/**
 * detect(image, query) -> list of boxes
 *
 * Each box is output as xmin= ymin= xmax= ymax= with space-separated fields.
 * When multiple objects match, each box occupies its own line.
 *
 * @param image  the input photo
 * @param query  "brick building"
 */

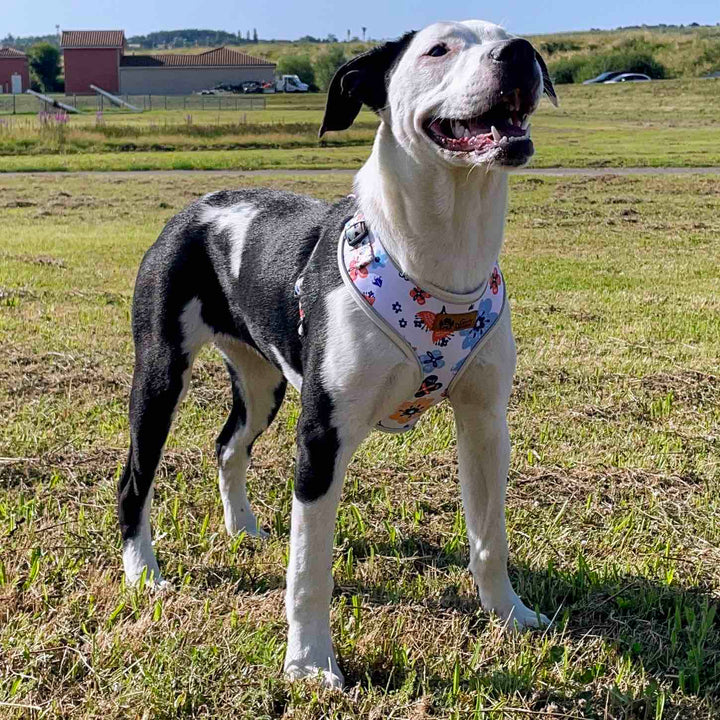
xmin=61 ymin=30 xmax=125 ymax=94
xmin=0 ymin=46 xmax=30 ymax=94
xmin=61 ymin=29 xmax=276 ymax=96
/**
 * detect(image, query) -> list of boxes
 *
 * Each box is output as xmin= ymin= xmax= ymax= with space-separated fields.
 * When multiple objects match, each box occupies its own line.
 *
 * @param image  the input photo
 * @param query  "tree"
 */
xmin=315 ymin=46 xmax=347 ymax=91
xmin=253 ymin=28 xmax=258 ymax=43
xmin=29 ymin=42 xmax=61 ymax=92
xmin=276 ymin=54 xmax=315 ymax=86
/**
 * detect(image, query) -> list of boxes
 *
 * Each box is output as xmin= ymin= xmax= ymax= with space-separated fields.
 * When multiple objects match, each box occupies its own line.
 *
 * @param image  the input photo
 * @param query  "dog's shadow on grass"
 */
xmin=335 ymin=535 xmax=719 ymax=701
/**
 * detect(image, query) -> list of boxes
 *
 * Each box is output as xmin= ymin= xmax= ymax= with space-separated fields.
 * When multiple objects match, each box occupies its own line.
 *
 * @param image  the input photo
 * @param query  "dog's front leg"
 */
xmin=451 ymin=315 xmax=550 ymax=629
xmin=283 ymin=386 xmax=359 ymax=689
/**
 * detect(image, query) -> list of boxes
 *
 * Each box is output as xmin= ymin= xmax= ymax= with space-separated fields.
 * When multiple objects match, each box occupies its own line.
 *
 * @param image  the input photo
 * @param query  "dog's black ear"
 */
xmin=534 ymin=51 xmax=558 ymax=106
xmin=319 ymin=31 xmax=417 ymax=137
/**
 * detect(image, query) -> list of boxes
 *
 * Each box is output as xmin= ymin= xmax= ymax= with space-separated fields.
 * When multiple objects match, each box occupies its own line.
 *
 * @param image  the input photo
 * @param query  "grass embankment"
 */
xmin=160 ymin=24 xmax=720 ymax=79
xmin=1 ymin=172 xmax=718 ymax=718
xmin=1 ymin=79 xmax=720 ymax=171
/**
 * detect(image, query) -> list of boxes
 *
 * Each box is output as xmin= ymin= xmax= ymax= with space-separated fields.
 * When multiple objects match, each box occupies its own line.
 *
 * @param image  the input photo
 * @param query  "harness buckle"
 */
xmin=344 ymin=219 xmax=368 ymax=247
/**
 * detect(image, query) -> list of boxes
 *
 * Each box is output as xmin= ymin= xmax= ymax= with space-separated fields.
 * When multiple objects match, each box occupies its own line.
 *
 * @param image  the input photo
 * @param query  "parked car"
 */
xmin=276 ymin=74 xmax=309 ymax=93
xmin=241 ymin=81 xmax=263 ymax=94
xmin=583 ymin=71 xmax=623 ymax=84
xmin=213 ymin=83 xmax=240 ymax=94
xmin=604 ymin=73 xmax=651 ymax=83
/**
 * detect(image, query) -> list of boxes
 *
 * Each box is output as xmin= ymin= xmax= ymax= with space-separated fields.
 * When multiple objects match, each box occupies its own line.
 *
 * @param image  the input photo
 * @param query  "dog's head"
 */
xmin=320 ymin=20 xmax=557 ymax=169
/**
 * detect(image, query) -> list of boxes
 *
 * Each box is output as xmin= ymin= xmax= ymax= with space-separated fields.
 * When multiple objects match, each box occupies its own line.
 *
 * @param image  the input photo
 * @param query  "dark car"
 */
xmin=583 ymin=71 xmax=623 ymax=84
xmin=241 ymin=81 xmax=263 ymax=94
xmin=604 ymin=73 xmax=651 ymax=83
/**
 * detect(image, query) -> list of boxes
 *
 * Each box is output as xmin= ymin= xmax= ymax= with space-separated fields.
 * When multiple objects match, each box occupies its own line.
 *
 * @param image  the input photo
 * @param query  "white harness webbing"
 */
xmin=337 ymin=214 xmax=506 ymax=433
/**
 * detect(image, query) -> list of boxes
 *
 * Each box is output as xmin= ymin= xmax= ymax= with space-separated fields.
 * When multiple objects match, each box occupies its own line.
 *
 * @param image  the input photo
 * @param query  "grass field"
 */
xmin=1 ymin=79 xmax=720 ymax=171
xmin=1 ymin=171 xmax=719 ymax=718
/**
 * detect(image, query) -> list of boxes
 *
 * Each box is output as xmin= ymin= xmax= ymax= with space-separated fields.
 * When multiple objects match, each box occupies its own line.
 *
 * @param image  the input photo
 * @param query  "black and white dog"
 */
xmin=117 ymin=20 xmax=558 ymax=687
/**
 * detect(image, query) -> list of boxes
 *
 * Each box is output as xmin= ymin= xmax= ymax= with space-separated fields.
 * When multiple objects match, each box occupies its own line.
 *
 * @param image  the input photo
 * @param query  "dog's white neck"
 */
xmin=355 ymin=122 xmax=509 ymax=295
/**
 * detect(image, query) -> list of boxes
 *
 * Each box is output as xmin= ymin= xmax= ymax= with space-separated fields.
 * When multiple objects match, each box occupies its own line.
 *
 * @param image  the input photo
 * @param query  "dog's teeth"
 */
xmin=524 ymin=123 xmax=531 ymax=135
xmin=499 ymin=136 xmax=508 ymax=146
xmin=521 ymin=116 xmax=529 ymax=130
xmin=463 ymin=128 xmax=471 ymax=138
xmin=491 ymin=125 xmax=502 ymax=142
xmin=452 ymin=120 xmax=464 ymax=139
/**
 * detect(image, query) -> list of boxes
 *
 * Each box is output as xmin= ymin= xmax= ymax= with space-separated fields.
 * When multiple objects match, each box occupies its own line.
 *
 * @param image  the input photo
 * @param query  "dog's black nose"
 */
xmin=489 ymin=38 xmax=535 ymax=65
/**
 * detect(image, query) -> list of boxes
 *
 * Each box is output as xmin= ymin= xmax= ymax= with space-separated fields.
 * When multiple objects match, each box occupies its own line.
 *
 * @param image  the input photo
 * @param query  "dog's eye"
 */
xmin=426 ymin=44 xmax=448 ymax=58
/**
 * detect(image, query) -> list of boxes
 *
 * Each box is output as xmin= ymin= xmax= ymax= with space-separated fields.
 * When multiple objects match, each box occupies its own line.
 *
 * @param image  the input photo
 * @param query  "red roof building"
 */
xmin=61 ymin=30 xmax=276 ymax=96
xmin=0 ymin=47 xmax=30 ymax=94
xmin=61 ymin=30 xmax=125 ymax=94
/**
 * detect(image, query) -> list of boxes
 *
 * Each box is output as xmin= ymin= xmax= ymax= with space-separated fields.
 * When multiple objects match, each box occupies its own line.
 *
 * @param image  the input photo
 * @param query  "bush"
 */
xmin=276 ymin=54 xmax=315 ymax=87
xmin=540 ymin=40 xmax=581 ymax=55
xmin=579 ymin=51 xmax=667 ymax=81
xmin=314 ymin=46 xmax=347 ymax=91
xmin=548 ymin=56 xmax=588 ymax=84
xmin=548 ymin=50 xmax=667 ymax=83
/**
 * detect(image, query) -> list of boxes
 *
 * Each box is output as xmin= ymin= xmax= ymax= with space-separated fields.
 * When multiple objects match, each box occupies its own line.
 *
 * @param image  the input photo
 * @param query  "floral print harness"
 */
xmin=337 ymin=214 xmax=507 ymax=433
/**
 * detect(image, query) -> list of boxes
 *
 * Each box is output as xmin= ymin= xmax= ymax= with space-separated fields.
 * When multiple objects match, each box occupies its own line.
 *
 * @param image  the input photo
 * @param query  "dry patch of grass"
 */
xmin=0 ymin=172 xmax=719 ymax=718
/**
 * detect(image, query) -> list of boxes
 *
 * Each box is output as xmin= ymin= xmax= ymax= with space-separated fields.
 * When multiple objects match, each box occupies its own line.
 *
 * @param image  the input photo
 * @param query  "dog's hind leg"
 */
xmin=214 ymin=339 xmax=286 ymax=537
xmin=118 ymin=297 xmax=211 ymax=586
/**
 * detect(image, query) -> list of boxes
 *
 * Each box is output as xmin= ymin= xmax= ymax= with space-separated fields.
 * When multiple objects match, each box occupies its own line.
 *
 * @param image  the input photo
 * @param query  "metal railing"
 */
xmin=0 ymin=93 xmax=267 ymax=115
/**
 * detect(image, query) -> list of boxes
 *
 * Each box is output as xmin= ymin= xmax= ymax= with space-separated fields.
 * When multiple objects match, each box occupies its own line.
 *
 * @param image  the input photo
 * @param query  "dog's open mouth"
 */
xmin=424 ymin=91 xmax=533 ymax=161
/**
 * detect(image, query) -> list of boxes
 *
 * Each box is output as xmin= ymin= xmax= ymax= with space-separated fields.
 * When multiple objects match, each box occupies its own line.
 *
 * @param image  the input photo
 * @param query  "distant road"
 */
xmin=2 ymin=167 xmax=719 ymax=178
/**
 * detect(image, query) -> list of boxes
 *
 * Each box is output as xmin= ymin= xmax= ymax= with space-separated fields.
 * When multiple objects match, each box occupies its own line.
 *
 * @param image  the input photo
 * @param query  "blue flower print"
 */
xmin=413 ymin=316 xmax=425 ymax=329
xmin=460 ymin=298 xmax=498 ymax=349
xmin=419 ymin=349 xmax=445 ymax=373
xmin=398 ymin=318 xmax=407 ymax=328
xmin=371 ymin=275 xmax=383 ymax=287
xmin=392 ymin=302 xmax=402 ymax=314
xmin=368 ymin=250 xmax=388 ymax=271
xmin=451 ymin=358 xmax=465 ymax=373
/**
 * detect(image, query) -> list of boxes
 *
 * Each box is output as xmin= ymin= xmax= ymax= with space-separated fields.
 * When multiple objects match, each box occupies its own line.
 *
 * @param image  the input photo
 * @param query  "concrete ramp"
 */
xmin=90 ymin=85 xmax=141 ymax=111
xmin=26 ymin=89 xmax=81 ymax=113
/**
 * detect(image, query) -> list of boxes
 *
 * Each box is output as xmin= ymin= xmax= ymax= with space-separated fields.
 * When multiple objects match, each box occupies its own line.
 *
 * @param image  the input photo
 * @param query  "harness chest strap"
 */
xmin=337 ymin=214 xmax=507 ymax=433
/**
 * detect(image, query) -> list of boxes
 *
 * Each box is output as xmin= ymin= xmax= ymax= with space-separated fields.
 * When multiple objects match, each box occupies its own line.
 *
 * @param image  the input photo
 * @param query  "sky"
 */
xmin=3 ymin=0 xmax=718 ymax=40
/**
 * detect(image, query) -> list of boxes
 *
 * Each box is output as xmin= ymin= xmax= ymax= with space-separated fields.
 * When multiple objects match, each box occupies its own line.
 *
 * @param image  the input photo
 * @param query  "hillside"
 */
xmin=154 ymin=24 xmax=720 ymax=82
xmin=5 ymin=23 xmax=720 ymax=82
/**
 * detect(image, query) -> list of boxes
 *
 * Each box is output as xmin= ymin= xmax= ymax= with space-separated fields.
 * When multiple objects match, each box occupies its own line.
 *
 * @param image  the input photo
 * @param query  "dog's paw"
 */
xmin=125 ymin=568 xmax=169 ymax=590
xmin=491 ymin=598 xmax=550 ymax=632
xmin=224 ymin=509 xmax=268 ymax=539
xmin=284 ymin=662 xmax=344 ymax=690
xmin=151 ymin=578 xmax=174 ymax=594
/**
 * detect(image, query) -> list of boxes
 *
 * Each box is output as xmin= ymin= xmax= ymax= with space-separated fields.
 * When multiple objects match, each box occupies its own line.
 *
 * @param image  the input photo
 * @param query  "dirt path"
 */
xmin=2 ymin=167 xmax=719 ymax=178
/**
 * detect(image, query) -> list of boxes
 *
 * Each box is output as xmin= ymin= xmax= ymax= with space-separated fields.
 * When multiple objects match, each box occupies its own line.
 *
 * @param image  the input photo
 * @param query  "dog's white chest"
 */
xmin=338 ymin=215 xmax=506 ymax=432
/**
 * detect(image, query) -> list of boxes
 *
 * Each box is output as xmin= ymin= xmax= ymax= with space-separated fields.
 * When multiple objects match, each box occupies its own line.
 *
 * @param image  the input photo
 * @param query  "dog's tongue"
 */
xmin=428 ymin=117 xmax=528 ymax=153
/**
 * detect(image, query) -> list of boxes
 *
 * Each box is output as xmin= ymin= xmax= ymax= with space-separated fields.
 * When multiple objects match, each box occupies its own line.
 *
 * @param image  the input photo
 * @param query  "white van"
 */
xmin=276 ymin=75 xmax=309 ymax=93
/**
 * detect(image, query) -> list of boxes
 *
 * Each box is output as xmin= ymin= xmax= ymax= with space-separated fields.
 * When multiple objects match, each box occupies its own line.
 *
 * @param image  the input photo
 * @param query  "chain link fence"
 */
xmin=0 ymin=93 xmax=267 ymax=115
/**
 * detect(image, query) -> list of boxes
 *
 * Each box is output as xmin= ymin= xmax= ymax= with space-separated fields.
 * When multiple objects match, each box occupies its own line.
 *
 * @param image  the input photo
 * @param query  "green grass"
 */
xmin=1 ymin=172 xmax=719 ymax=718
xmin=1 ymin=79 xmax=720 ymax=171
